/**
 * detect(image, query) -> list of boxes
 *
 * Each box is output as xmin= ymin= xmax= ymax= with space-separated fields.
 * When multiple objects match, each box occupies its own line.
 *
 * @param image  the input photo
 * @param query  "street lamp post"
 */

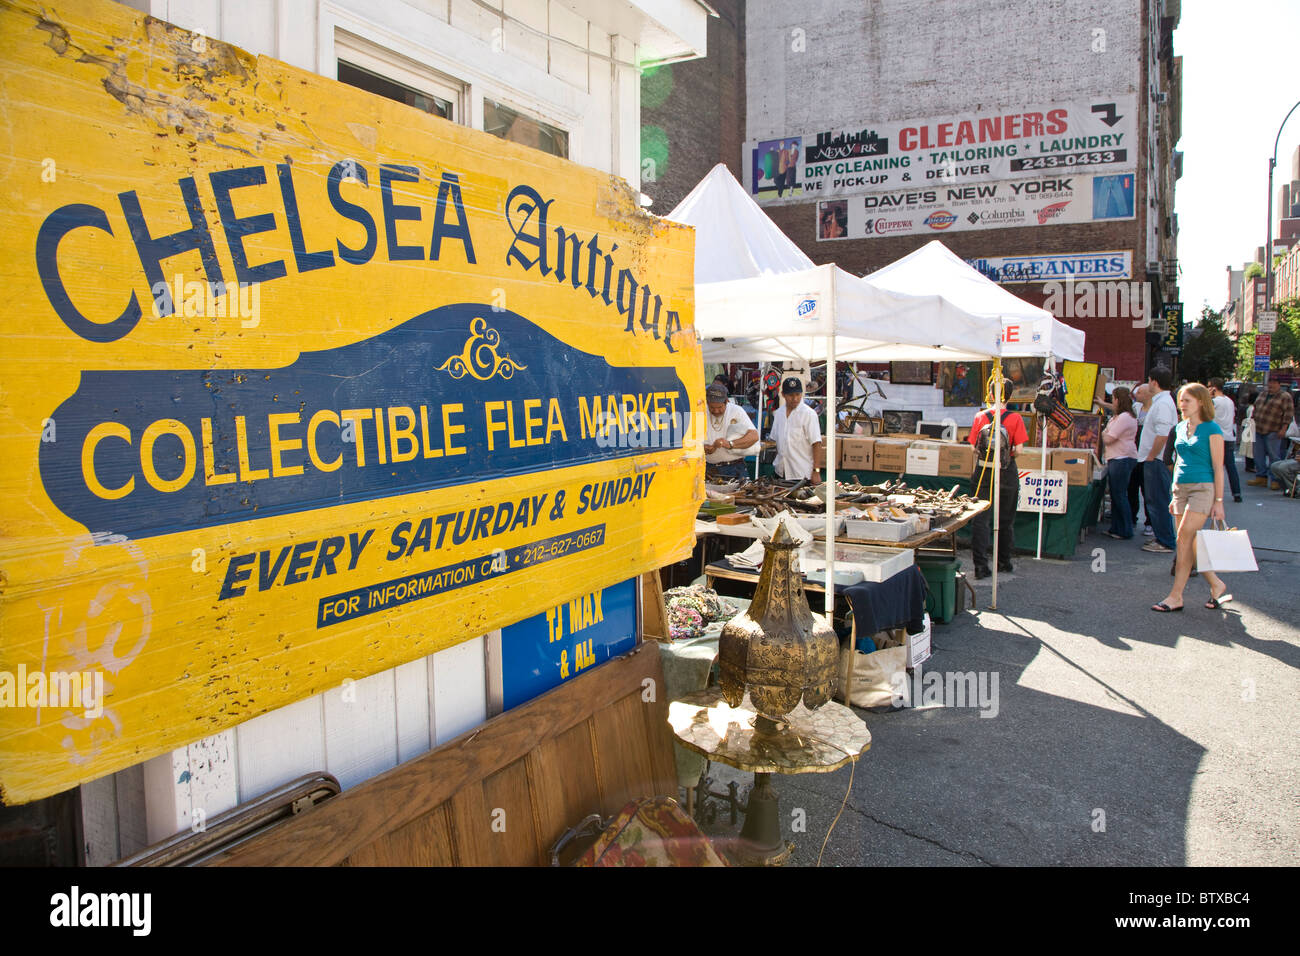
xmin=1264 ymin=100 xmax=1300 ymax=386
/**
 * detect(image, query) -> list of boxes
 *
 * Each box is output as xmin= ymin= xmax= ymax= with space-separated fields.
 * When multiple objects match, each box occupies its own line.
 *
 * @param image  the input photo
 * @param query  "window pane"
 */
xmin=338 ymin=61 xmax=453 ymax=121
xmin=483 ymin=99 xmax=568 ymax=159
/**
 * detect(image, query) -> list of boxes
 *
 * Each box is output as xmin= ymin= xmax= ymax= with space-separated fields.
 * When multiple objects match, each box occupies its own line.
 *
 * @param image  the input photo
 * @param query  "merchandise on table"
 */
xmin=663 ymin=585 xmax=740 ymax=639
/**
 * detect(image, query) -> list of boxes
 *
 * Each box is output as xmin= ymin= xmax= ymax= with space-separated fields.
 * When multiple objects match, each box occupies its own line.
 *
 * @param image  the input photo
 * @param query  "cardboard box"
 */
xmin=814 ymin=442 xmax=826 ymax=470
xmin=839 ymin=435 xmax=875 ymax=470
xmin=1050 ymin=448 xmax=1096 ymax=486
xmin=906 ymin=443 xmax=941 ymax=476
xmin=873 ymin=438 xmax=911 ymax=473
xmin=938 ymin=443 xmax=976 ymax=477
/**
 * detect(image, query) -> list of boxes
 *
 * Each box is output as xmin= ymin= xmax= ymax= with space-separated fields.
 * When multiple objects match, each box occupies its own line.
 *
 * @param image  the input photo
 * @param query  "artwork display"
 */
xmin=881 ymin=409 xmax=924 ymax=434
xmin=889 ymin=361 xmax=934 ymax=385
xmin=1061 ymin=360 xmax=1101 ymax=412
xmin=1000 ymin=357 xmax=1046 ymax=402
xmin=939 ymin=362 xmax=989 ymax=407
xmin=1038 ymin=412 xmax=1103 ymax=453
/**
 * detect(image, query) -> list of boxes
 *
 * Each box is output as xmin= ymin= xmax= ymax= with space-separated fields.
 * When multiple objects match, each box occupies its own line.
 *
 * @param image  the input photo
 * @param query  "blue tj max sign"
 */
xmin=499 ymin=577 xmax=638 ymax=710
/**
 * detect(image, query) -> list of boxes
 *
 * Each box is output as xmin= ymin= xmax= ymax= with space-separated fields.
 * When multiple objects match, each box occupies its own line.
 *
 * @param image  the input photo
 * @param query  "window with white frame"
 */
xmin=335 ymin=32 xmax=466 ymax=124
xmin=483 ymin=98 xmax=569 ymax=159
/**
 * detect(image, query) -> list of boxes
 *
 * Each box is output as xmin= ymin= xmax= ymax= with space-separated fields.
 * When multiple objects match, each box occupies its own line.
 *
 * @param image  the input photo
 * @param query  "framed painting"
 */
xmin=939 ymin=361 xmax=988 ymax=407
xmin=889 ymin=361 xmax=934 ymax=385
xmin=1062 ymin=360 xmax=1101 ymax=412
xmin=1000 ymin=357 xmax=1045 ymax=402
xmin=881 ymin=409 xmax=924 ymax=434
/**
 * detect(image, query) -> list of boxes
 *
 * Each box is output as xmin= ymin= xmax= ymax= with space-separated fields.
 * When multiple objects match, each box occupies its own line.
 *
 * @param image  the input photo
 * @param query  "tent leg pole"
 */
xmin=825 ymin=336 xmax=843 ymax=704
xmin=991 ymin=369 xmax=1003 ymax=611
xmin=1037 ymin=414 xmax=1046 ymax=560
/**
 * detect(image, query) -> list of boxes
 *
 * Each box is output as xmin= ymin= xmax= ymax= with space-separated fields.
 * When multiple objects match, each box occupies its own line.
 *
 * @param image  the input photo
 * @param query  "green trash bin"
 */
xmin=917 ymin=556 xmax=959 ymax=625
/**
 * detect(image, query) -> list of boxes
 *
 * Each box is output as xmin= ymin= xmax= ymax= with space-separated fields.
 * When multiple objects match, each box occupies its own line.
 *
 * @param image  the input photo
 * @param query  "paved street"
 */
xmin=701 ymin=465 xmax=1299 ymax=866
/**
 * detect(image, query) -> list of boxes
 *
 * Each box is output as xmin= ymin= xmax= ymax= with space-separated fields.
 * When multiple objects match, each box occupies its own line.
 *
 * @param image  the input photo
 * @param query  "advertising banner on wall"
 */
xmin=0 ymin=0 xmax=700 ymax=803
xmin=964 ymin=251 xmax=1134 ymax=284
xmin=749 ymin=96 xmax=1138 ymax=203
xmin=815 ymin=171 xmax=1135 ymax=241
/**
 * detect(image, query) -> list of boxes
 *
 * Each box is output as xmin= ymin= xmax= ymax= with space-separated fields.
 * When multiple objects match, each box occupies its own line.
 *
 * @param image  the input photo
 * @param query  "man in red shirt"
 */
xmin=967 ymin=385 xmax=1029 ymax=578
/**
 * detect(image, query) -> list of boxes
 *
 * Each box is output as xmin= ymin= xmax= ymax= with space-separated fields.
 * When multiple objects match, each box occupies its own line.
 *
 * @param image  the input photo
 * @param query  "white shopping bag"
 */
xmin=1195 ymin=522 xmax=1258 ymax=573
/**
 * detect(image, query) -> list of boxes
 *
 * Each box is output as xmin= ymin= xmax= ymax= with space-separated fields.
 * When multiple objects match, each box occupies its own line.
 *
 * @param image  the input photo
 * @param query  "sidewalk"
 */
xmin=699 ymin=460 xmax=1300 ymax=865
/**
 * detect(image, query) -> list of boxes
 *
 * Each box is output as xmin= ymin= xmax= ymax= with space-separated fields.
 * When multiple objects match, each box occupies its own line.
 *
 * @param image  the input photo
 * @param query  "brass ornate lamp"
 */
xmin=718 ymin=523 xmax=839 ymax=726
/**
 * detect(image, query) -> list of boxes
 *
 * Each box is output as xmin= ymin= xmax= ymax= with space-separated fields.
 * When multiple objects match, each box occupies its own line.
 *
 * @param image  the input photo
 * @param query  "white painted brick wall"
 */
xmin=747 ymin=0 xmax=1141 ymax=139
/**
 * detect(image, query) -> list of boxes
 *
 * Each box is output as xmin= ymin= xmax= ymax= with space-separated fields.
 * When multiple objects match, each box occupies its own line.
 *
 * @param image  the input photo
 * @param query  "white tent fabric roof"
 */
xmin=865 ymin=241 xmax=1086 ymax=360
xmin=667 ymin=167 xmax=1001 ymax=363
xmin=667 ymin=163 xmax=813 ymax=282
xmin=693 ymin=263 xmax=1002 ymax=364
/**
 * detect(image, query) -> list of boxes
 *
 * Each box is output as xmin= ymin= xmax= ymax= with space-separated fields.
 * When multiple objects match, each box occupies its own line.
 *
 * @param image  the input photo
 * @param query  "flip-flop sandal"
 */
xmin=1150 ymin=602 xmax=1183 ymax=612
xmin=1205 ymin=593 xmax=1233 ymax=609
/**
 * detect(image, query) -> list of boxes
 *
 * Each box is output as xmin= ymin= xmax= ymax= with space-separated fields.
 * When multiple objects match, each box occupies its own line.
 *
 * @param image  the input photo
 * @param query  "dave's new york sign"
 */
xmin=0 ymin=0 xmax=700 ymax=803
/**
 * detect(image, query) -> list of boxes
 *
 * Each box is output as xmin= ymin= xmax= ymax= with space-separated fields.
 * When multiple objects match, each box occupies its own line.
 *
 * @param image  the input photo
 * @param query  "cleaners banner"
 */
xmin=749 ymin=95 xmax=1137 ymax=204
xmin=0 ymin=0 xmax=699 ymax=803
xmin=815 ymin=171 xmax=1135 ymax=241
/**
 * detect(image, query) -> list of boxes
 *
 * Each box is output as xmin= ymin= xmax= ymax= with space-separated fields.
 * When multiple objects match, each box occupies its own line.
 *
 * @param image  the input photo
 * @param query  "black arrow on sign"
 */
xmin=1092 ymin=102 xmax=1121 ymax=127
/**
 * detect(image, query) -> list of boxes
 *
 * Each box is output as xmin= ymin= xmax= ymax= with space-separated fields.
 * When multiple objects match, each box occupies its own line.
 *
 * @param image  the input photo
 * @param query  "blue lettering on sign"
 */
xmin=39 ymin=305 xmax=687 ymax=540
xmin=797 ymin=298 xmax=817 ymax=316
xmin=316 ymin=524 xmax=607 ymax=627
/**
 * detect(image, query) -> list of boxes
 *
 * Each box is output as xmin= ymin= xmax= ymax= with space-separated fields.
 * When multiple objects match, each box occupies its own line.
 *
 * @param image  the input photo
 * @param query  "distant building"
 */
xmin=642 ymin=0 xmax=1184 ymax=380
xmin=1277 ymin=242 xmax=1300 ymax=305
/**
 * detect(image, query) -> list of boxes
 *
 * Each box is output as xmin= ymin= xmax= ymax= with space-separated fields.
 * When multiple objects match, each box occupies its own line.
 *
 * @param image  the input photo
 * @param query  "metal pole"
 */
xmin=991 ymin=366 xmax=1004 ymax=610
xmin=1037 ymin=414 xmax=1047 ymax=560
xmin=824 ymin=334 xmax=837 ymax=620
xmin=756 ymin=363 xmax=767 ymax=479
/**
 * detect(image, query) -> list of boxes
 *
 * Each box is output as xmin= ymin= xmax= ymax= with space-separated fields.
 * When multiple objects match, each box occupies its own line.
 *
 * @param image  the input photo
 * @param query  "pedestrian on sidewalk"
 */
xmin=1152 ymin=383 xmax=1229 ymax=612
xmin=1209 ymin=378 xmax=1242 ymax=502
xmin=1247 ymin=380 xmax=1294 ymax=488
xmin=1103 ymin=386 xmax=1139 ymax=538
xmin=1131 ymin=383 xmax=1154 ymax=534
xmin=1268 ymin=423 xmax=1300 ymax=495
xmin=968 ymin=383 xmax=1027 ymax=579
xmin=1139 ymin=369 xmax=1178 ymax=554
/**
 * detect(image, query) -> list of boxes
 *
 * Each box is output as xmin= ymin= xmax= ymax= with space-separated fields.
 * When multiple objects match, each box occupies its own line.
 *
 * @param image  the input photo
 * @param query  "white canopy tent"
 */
xmin=865 ymin=240 xmax=1085 ymax=362
xmin=668 ymin=166 xmax=1086 ymax=617
xmin=866 ymin=241 xmax=1089 ymax=586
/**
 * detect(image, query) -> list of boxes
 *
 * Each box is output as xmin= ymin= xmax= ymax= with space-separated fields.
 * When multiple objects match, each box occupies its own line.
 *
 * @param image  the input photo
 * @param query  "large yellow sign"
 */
xmin=0 ymin=0 xmax=700 ymax=803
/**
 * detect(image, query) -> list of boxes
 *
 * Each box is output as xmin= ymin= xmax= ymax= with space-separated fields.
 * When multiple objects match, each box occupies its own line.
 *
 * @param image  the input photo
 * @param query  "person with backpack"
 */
xmin=967 ymin=383 xmax=1028 ymax=579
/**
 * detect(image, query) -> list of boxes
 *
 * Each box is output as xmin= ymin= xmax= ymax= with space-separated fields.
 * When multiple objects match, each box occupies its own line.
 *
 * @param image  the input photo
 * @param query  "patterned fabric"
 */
xmin=663 ymin=585 xmax=738 ymax=640
xmin=576 ymin=797 xmax=728 ymax=867
xmin=1253 ymin=390 xmax=1295 ymax=436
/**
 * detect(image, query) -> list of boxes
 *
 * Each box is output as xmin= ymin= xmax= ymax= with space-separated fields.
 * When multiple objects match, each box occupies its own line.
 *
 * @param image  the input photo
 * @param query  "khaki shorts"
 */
xmin=1172 ymin=482 xmax=1215 ymax=515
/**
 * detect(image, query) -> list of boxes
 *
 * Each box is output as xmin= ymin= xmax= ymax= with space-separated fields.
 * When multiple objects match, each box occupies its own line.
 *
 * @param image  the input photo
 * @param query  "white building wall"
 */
xmin=746 ymin=0 xmax=1141 ymax=140
xmin=86 ymin=0 xmax=697 ymax=859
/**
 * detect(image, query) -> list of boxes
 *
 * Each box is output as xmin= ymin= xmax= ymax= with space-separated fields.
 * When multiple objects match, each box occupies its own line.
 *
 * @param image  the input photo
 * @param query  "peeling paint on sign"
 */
xmin=0 ymin=0 xmax=701 ymax=803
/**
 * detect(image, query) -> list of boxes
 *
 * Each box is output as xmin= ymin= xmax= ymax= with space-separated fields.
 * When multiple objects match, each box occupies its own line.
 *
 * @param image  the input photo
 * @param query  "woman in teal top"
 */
xmin=1153 ymin=383 xmax=1229 ymax=612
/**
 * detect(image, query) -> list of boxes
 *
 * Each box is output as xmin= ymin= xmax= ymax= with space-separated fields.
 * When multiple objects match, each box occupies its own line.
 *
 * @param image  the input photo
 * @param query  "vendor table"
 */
xmin=832 ymin=470 xmax=1105 ymax=559
xmin=704 ymin=560 xmax=927 ymax=640
xmin=668 ymin=687 xmax=870 ymax=865
xmin=695 ymin=499 xmax=988 ymax=561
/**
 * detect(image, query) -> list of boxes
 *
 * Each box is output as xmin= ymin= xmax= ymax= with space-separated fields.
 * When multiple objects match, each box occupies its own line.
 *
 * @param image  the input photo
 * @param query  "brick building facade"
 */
xmin=645 ymin=0 xmax=1184 ymax=381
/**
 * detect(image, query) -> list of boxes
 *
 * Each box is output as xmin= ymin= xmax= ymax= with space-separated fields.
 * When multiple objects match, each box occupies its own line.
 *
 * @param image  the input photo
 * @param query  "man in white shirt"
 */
xmin=1209 ymin=378 xmax=1242 ymax=502
xmin=769 ymin=377 xmax=823 ymax=481
xmin=1137 ymin=368 xmax=1177 ymax=553
xmin=703 ymin=382 xmax=758 ymax=479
